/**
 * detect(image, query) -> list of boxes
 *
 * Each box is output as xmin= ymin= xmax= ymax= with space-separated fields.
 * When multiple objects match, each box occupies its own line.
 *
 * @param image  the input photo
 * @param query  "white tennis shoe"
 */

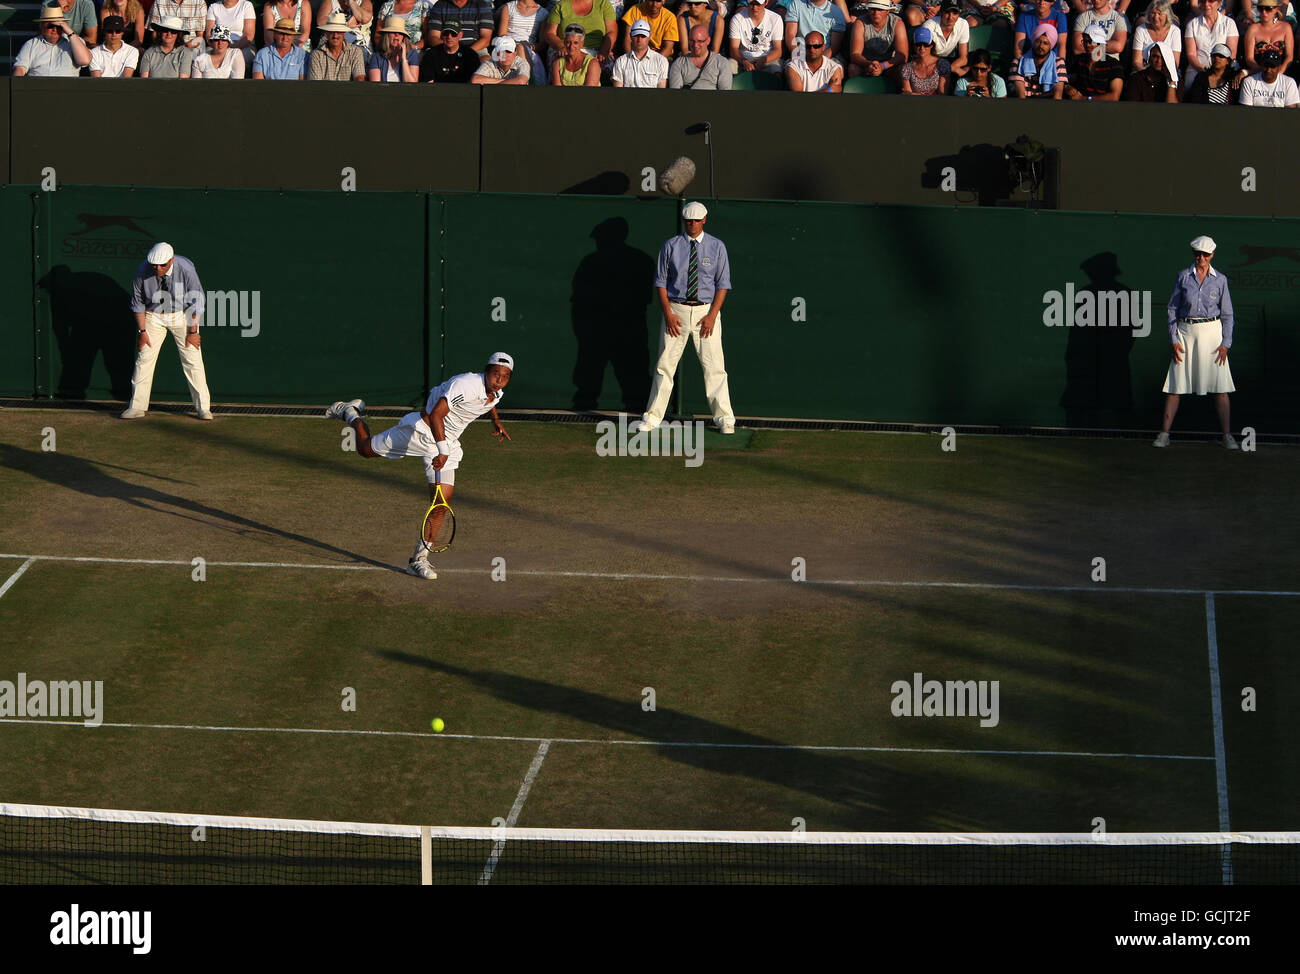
xmin=407 ymin=557 xmax=438 ymax=580
xmin=120 ymin=408 xmax=146 ymax=420
xmin=1152 ymin=432 xmax=1170 ymax=448
xmin=325 ymin=398 xmax=366 ymax=423
xmin=1223 ymin=433 xmax=1239 ymax=451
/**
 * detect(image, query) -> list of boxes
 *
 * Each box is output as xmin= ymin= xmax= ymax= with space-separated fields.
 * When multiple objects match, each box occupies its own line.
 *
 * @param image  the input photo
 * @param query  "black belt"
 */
xmin=1179 ymin=316 xmax=1219 ymax=324
xmin=676 ymin=300 xmax=707 ymax=306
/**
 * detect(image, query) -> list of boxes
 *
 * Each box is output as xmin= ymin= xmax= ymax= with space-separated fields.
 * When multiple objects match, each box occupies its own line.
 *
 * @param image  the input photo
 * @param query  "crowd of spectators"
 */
xmin=10 ymin=0 xmax=1300 ymax=102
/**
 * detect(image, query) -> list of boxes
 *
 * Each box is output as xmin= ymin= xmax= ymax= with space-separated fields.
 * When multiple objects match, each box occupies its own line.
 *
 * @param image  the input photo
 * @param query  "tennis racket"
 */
xmin=420 ymin=484 xmax=456 ymax=554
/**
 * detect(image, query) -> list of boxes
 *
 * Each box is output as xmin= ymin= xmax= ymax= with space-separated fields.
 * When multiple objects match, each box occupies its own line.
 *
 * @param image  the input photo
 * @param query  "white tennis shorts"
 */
xmin=369 ymin=412 xmax=463 ymax=484
xmin=1162 ymin=319 xmax=1235 ymax=395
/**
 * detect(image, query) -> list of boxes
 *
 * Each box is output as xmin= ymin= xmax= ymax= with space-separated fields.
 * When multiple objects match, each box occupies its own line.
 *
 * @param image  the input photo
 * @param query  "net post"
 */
xmin=420 ymin=825 xmax=432 ymax=885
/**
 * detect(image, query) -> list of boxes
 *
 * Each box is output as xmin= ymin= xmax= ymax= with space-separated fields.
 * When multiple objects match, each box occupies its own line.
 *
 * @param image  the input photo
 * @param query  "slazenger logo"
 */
xmin=1042 ymin=284 xmax=1151 ymax=338
xmin=50 ymin=904 xmax=151 ymax=955
xmin=60 ymin=213 xmax=154 ymax=260
xmin=1230 ymin=245 xmax=1300 ymax=267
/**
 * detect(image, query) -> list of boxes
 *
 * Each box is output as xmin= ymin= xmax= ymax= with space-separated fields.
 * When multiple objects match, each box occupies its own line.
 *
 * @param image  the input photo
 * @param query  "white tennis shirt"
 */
xmin=423 ymin=372 xmax=503 ymax=443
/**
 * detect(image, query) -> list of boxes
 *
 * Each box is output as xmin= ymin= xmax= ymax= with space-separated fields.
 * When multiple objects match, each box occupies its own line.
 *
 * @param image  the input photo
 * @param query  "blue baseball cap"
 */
xmin=913 ymin=26 xmax=933 ymax=43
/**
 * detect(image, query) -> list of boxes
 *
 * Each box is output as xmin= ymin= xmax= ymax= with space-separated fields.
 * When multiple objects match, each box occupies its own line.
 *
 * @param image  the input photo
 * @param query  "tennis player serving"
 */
xmin=326 ymin=352 xmax=514 ymax=579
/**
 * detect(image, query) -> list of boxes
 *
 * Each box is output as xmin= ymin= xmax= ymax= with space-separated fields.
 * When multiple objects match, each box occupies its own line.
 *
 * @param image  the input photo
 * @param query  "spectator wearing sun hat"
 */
xmin=253 ymin=17 xmax=308 ymax=76
xmin=139 ymin=15 xmax=195 ymax=75
xmin=471 ymin=34 xmax=532 ymax=81
xmin=1010 ymin=22 xmax=1065 ymax=97
xmin=150 ymin=0 xmax=207 ymax=50
xmin=367 ymin=14 xmax=419 ymax=78
xmin=612 ymin=17 xmax=670 ymax=84
xmin=89 ymin=15 xmax=139 ymax=75
xmin=192 ymin=23 xmax=246 ymax=76
xmin=307 ymin=13 xmax=367 ymax=78
xmin=14 ymin=5 xmax=91 ymax=76
xmin=206 ymin=0 xmax=257 ymax=70
xmin=847 ymin=0 xmax=906 ymax=78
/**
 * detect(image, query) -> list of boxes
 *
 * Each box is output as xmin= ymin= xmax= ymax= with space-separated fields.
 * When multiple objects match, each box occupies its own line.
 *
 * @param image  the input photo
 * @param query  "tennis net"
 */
xmin=3 ymin=803 xmax=1298 ymax=885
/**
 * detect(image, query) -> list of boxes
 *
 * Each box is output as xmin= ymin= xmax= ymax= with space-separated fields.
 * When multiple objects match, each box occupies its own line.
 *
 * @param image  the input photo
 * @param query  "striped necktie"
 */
xmin=687 ymin=238 xmax=699 ymax=302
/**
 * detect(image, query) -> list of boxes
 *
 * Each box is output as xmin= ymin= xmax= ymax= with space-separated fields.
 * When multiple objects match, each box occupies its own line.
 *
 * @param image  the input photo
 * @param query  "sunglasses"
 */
xmin=807 ymin=41 xmax=824 ymax=48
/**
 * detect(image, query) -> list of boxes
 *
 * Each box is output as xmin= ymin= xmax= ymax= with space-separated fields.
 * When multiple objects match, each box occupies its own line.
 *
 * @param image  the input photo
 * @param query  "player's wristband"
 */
xmin=436 ymin=440 xmax=449 ymax=456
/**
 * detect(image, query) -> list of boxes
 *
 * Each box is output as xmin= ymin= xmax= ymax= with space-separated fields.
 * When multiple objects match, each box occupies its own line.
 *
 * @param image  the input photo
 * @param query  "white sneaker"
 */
xmin=720 ymin=421 xmax=735 ymax=435
xmin=120 ymin=408 xmax=146 ymax=420
xmin=407 ymin=557 xmax=437 ymax=580
xmin=325 ymin=398 xmax=365 ymax=422
xmin=1223 ymin=434 xmax=1239 ymax=451
xmin=631 ymin=419 xmax=658 ymax=434
xmin=196 ymin=410 xmax=214 ymax=421
xmin=1152 ymin=432 xmax=1170 ymax=448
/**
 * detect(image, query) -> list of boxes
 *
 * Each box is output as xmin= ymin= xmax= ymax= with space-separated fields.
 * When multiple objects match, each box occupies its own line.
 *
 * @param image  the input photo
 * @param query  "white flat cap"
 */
xmin=682 ymin=201 xmax=708 ymax=220
xmin=146 ymin=242 xmax=174 ymax=264
xmin=1190 ymin=235 xmax=1217 ymax=253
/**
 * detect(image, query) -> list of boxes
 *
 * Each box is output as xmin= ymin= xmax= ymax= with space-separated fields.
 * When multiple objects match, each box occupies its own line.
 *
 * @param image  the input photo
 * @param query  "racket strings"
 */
xmin=424 ymin=505 xmax=454 ymax=547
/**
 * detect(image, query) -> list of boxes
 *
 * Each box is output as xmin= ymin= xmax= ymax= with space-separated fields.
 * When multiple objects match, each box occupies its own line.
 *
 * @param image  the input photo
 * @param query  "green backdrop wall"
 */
xmin=2 ymin=185 xmax=1297 ymax=432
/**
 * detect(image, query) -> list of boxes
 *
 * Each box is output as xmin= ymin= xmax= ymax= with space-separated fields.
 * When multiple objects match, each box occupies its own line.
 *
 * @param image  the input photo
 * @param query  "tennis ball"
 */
xmin=431 ymin=718 xmax=445 ymax=733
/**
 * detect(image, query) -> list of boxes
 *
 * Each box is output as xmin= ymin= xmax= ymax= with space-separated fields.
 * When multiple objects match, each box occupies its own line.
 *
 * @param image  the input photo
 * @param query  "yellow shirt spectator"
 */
xmin=621 ymin=0 xmax=677 ymax=54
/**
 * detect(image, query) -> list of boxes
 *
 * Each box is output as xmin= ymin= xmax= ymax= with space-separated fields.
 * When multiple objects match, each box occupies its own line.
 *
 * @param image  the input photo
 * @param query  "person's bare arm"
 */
xmin=786 ymin=62 xmax=805 ymax=89
xmin=829 ymin=27 xmax=843 ymax=58
xmin=892 ymin=20 xmax=908 ymax=67
xmin=1107 ymin=28 xmax=1126 ymax=55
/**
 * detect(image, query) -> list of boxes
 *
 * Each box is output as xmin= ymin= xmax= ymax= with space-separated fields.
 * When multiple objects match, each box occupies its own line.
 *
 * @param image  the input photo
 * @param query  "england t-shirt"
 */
xmin=1239 ymin=72 xmax=1300 ymax=107
xmin=424 ymin=372 xmax=503 ymax=442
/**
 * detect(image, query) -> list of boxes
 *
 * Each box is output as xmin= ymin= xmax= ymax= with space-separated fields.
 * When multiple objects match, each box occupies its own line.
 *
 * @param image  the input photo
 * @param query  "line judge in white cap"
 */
xmin=635 ymin=201 xmax=736 ymax=434
xmin=1154 ymin=235 xmax=1238 ymax=449
xmin=325 ymin=353 xmax=515 ymax=579
xmin=122 ymin=242 xmax=213 ymax=420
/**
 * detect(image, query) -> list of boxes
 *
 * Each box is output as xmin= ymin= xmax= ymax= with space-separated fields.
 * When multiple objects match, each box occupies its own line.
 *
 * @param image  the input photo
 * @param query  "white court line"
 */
xmin=0 ymin=558 xmax=35 ymax=600
xmin=0 ymin=552 xmax=1298 ymax=597
xmin=1205 ymin=593 xmax=1234 ymax=885
xmin=0 ymin=717 xmax=1213 ymax=762
xmin=479 ymin=741 xmax=551 ymax=886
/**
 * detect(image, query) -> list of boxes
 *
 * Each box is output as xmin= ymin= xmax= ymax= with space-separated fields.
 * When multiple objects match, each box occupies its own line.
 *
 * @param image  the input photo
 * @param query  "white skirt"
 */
xmin=1163 ymin=319 xmax=1235 ymax=395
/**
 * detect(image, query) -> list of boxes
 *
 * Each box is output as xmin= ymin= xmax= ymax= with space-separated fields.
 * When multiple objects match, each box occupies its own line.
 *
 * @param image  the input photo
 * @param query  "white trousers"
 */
xmin=641 ymin=302 xmax=735 ymax=428
xmin=128 ymin=311 xmax=212 ymax=413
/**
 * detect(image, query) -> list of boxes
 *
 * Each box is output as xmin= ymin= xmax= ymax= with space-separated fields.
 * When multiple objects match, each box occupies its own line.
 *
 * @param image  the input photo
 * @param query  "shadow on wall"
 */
xmin=39 ymin=265 xmax=136 ymax=400
xmin=561 ymin=172 xmax=632 ymax=195
xmin=922 ymin=144 xmax=1011 ymax=207
xmin=1059 ymin=252 xmax=1140 ymax=428
xmin=571 ymin=216 xmax=654 ymax=412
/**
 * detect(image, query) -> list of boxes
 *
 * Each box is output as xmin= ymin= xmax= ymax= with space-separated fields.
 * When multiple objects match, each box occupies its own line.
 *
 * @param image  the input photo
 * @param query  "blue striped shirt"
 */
xmin=1167 ymin=265 xmax=1234 ymax=347
xmin=130 ymin=255 xmax=205 ymax=317
xmin=655 ymin=232 xmax=732 ymax=303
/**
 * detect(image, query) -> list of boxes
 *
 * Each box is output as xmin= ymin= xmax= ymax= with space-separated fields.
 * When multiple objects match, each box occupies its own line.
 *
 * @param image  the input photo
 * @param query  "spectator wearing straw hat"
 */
xmin=728 ymin=0 xmax=784 ymax=74
xmin=471 ymin=35 xmax=532 ymax=81
xmin=308 ymin=13 xmax=367 ymax=78
xmin=635 ymin=200 xmax=736 ymax=436
xmin=122 ymin=242 xmax=214 ymax=422
xmin=368 ymin=14 xmax=420 ymax=78
xmin=90 ymin=15 xmax=139 ymax=76
xmin=150 ymin=0 xmax=207 ymax=51
xmin=315 ymin=0 xmax=373 ymax=56
xmin=612 ymin=18 xmax=670 ymax=84
xmin=253 ymin=17 xmax=308 ymax=76
xmin=1154 ymin=235 xmax=1238 ymax=450
xmin=139 ymin=15 xmax=195 ymax=75
xmin=193 ymin=23 xmax=246 ymax=75
xmin=418 ymin=20 xmax=481 ymax=79
xmin=14 ymin=6 xmax=91 ymax=76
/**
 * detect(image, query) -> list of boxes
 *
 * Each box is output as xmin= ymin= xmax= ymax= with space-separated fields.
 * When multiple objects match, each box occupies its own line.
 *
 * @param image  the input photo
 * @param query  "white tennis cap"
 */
xmin=1190 ymin=235 xmax=1217 ymax=253
xmin=146 ymin=242 xmax=174 ymax=264
xmin=487 ymin=351 xmax=514 ymax=371
xmin=682 ymin=201 xmax=708 ymax=220
xmin=492 ymin=35 xmax=516 ymax=54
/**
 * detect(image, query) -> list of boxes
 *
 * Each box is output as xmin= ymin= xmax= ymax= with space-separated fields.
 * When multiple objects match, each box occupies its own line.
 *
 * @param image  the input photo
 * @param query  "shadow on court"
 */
xmin=374 ymin=649 xmax=951 ymax=827
xmin=0 ymin=441 xmax=395 ymax=571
